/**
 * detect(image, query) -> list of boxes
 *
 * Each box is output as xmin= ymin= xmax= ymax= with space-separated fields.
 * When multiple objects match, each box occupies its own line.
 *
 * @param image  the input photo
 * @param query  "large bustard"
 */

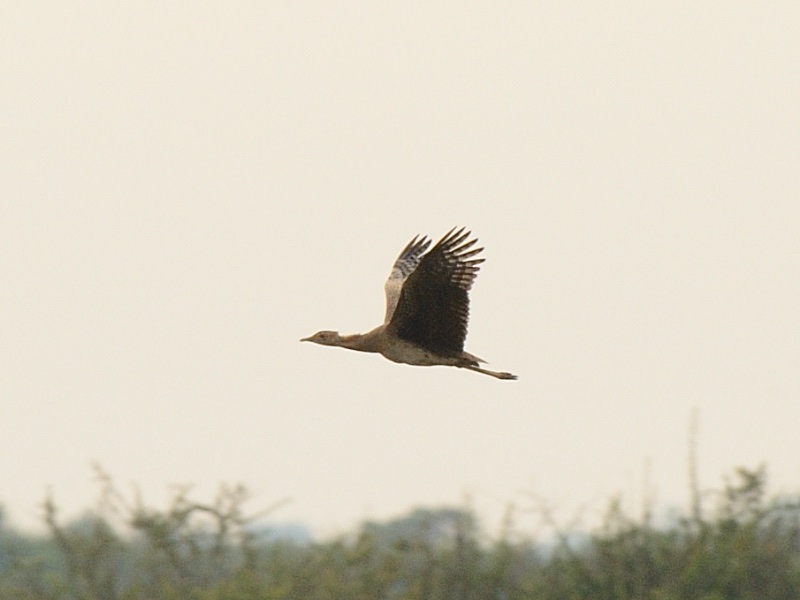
xmin=301 ymin=228 xmax=517 ymax=380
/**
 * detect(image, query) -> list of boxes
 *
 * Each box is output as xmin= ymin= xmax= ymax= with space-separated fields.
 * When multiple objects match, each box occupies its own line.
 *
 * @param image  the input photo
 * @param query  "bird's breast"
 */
xmin=379 ymin=339 xmax=458 ymax=367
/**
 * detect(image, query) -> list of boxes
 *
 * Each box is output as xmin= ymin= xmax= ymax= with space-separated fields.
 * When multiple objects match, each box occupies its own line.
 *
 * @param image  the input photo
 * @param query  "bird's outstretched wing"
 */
xmin=387 ymin=227 xmax=484 ymax=355
xmin=384 ymin=234 xmax=431 ymax=323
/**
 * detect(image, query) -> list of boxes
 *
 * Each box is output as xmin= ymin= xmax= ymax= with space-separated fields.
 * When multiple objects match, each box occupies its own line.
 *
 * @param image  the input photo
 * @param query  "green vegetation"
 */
xmin=2 ymin=465 xmax=800 ymax=599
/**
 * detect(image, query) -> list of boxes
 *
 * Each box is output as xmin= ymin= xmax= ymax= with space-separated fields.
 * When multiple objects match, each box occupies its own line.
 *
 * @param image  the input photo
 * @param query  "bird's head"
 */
xmin=300 ymin=330 xmax=343 ymax=346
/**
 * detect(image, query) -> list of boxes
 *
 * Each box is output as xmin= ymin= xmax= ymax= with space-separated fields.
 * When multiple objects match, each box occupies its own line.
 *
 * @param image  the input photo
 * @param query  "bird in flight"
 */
xmin=301 ymin=227 xmax=517 ymax=380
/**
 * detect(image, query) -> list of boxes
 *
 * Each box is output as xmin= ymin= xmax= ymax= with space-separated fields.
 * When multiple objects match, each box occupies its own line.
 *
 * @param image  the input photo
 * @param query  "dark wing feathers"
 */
xmin=388 ymin=227 xmax=484 ymax=355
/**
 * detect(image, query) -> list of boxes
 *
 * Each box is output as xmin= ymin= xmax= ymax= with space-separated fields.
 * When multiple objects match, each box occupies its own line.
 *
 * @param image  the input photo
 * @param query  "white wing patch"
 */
xmin=383 ymin=235 xmax=431 ymax=323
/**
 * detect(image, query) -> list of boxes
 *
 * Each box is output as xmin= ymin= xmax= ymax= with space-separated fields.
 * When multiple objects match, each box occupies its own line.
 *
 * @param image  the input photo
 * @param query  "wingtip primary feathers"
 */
xmin=384 ymin=233 xmax=432 ymax=323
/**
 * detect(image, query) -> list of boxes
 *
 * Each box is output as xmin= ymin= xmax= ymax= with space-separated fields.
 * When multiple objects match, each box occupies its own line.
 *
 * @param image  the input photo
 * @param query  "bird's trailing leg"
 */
xmin=464 ymin=365 xmax=518 ymax=380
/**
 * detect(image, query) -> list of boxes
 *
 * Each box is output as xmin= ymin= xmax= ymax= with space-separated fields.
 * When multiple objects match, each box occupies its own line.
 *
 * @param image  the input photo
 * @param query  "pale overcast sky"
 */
xmin=2 ymin=3 xmax=798 ymax=535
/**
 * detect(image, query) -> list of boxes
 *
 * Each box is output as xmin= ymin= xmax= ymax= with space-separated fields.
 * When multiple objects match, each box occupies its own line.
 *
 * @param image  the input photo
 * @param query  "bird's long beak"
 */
xmin=299 ymin=336 xmax=311 ymax=342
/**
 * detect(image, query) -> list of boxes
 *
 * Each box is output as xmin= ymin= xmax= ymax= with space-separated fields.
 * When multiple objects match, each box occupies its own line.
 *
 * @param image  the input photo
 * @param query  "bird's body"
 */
xmin=301 ymin=228 xmax=517 ymax=380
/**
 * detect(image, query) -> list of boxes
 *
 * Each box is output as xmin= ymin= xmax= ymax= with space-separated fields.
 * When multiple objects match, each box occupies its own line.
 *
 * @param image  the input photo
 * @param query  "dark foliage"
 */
xmin=1 ymin=465 xmax=800 ymax=599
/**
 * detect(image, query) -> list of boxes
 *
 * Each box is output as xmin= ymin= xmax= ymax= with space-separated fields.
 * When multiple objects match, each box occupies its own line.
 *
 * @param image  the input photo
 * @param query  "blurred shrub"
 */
xmin=1 ymin=464 xmax=799 ymax=599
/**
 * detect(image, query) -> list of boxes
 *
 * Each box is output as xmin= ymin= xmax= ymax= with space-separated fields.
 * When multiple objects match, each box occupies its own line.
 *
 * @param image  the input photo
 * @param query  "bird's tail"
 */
xmin=462 ymin=351 xmax=487 ymax=365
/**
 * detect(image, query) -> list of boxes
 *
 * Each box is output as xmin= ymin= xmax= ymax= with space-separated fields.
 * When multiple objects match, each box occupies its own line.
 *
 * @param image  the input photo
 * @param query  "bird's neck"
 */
xmin=339 ymin=328 xmax=381 ymax=353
